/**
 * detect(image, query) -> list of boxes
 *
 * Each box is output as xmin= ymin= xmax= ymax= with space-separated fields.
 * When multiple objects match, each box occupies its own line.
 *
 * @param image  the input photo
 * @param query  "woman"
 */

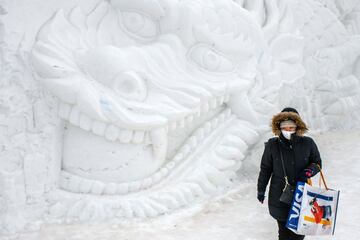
xmin=257 ymin=107 xmax=322 ymax=240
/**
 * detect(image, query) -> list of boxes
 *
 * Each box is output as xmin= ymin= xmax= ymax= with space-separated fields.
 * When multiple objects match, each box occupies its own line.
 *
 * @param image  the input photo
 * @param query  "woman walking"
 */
xmin=257 ymin=107 xmax=322 ymax=240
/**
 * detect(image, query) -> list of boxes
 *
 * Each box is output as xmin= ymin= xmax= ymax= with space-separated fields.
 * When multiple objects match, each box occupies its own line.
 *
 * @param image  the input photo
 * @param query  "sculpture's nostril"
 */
xmin=112 ymin=71 xmax=148 ymax=101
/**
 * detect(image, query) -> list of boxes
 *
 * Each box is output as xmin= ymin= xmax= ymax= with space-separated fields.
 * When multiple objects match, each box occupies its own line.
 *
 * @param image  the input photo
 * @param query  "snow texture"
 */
xmin=0 ymin=0 xmax=360 ymax=237
xmin=2 ymin=130 xmax=359 ymax=240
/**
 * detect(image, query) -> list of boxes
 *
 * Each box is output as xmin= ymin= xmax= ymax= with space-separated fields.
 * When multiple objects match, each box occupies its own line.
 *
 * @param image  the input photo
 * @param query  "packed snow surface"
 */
xmin=3 ymin=130 xmax=359 ymax=240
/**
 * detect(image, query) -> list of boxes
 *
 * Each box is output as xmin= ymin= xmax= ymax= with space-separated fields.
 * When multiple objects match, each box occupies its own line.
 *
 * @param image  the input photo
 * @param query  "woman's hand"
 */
xmin=257 ymin=192 xmax=265 ymax=204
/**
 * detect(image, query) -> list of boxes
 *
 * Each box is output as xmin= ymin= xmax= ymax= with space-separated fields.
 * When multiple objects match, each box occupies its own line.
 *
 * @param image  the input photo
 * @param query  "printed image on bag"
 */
xmin=286 ymin=181 xmax=340 ymax=236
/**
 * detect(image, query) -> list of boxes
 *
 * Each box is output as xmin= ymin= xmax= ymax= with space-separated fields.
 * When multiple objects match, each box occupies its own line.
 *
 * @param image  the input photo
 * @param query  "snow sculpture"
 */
xmin=31 ymin=0 xmax=262 ymax=219
xmin=1 ymin=0 xmax=360 ymax=235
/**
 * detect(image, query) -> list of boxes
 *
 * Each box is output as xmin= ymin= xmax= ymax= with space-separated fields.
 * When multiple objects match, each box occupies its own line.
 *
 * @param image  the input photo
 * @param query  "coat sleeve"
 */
xmin=309 ymin=138 xmax=322 ymax=173
xmin=257 ymin=141 xmax=273 ymax=194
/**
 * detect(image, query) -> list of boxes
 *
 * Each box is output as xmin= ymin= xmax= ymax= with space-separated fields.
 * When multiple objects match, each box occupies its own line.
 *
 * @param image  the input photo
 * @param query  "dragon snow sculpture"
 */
xmin=30 ymin=0 xmax=360 ymax=222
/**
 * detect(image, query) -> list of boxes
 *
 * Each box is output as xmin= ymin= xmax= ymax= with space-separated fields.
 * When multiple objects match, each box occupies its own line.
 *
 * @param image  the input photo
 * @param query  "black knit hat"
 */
xmin=281 ymin=107 xmax=299 ymax=115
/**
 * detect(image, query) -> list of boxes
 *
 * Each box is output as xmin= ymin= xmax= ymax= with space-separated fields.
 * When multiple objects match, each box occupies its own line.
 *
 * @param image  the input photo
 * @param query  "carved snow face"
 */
xmin=30 ymin=0 xmax=303 ymax=220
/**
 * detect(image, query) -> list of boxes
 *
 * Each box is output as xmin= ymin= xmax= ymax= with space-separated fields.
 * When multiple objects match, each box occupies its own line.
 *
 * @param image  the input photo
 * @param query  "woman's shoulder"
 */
xmin=299 ymin=135 xmax=315 ymax=142
xmin=265 ymin=137 xmax=279 ymax=146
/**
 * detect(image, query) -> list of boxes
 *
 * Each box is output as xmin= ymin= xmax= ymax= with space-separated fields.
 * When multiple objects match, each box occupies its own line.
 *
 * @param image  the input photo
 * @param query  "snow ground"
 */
xmin=4 ymin=130 xmax=360 ymax=240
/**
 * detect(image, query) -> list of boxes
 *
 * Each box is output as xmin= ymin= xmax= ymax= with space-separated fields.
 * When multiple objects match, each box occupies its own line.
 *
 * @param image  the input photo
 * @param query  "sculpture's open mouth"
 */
xmin=30 ymin=0 xmax=263 ymax=220
xmin=59 ymin=95 xmax=233 ymax=195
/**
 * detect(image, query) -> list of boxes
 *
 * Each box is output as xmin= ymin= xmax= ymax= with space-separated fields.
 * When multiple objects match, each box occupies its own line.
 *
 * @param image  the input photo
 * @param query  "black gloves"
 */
xmin=257 ymin=192 xmax=265 ymax=203
xmin=297 ymin=164 xmax=319 ymax=182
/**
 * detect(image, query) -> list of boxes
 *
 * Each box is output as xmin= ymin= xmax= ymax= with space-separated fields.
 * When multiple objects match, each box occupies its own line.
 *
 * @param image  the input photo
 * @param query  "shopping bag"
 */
xmin=286 ymin=171 xmax=340 ymax=235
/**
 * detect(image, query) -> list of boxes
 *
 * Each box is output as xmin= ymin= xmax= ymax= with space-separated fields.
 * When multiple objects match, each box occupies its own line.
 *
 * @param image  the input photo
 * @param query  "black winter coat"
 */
xmin=257 ymin=134 xmax=322 ymax=221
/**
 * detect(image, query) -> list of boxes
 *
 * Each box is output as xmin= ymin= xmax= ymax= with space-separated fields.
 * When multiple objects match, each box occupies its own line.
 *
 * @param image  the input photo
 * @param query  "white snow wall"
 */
xmin=0 ymin=0 xmax=360 ymax=236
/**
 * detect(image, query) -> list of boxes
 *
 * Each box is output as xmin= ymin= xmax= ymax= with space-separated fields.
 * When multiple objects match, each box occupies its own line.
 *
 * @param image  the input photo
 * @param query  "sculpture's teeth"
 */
xmin=181 ymin=144 xmax=191 ymax=156
xmin=203 ymin=122 xmax=212 ymax=135
xmin=129 ymin=181 xmax=142 ymax=192
xmin=151 ymin=171 xmax=163 ymax=184
xmin=79 ymin=178 xmax=93 ymax=193
xmin=79 ymin=114 xmax=92 ymax=131
xmin=104 ymin=124 xmax=119 ymax=142
xmin=160 ymin=167 xmax=169 ymax=177
xmin=119 ymin=129 xmax=133 ymax=143
xmin=195 ymin=128 xmax=205 ymax=140
xmin=169 ymin=121 xmax=177 ymax=132
xmin=217 ymin=96 xmax=225 ymax=106
xmin=141 ymin=177 xmax=153 ymax=189
xmin=224 ymin=94 xmax=230 ymax=103
xmin=201 ymin=101 xmax=210 ymax=113
xmin=195 ymin=107 xmax=201 ymax=117
xmin=186 ymin=114 xmax=194 ymax=124
xmin=210 ymin=117 xmax=219 ymax=129
xmin=58 ymin=102 xmax=72 ymax=119
xmin=59 ymin=171 xmax=71 ymax=190
xmin=210 ymin=98 xmax=217 ymax=109
xmin=166 ymin=161 xmax=175 ymax=170
xmin=188 ymin=136 xmax=198 ymax=148
xmin=91 ymin=121 xmax=106 ymax=136
xmin=117 ymin=183 xmax=129 ymax=195
xmin=103 ymin=183 xmax=117 ymax=195
xmin=67 ymin=174 xmax=82 ymax=193
xmin=69 ymin=106 xmax=80 ymax=126
xmin=178 ymin=118 xmax=185 ymax=128
xmin=90 ymin=181 xmax=105 ymax=195
xmin=224 ymin=108 xmax=232 ymax=117
xmin=173 ymin=153 xmax=183 ymax=163
xmin=150 ymin=127 xmax=168 ymax=165
xmin=132 ymin=130 xmax=145 ymax=144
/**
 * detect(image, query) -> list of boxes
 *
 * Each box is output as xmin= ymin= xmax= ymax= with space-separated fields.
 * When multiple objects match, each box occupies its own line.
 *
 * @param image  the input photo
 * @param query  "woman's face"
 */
xmin=281 ymin=126 xmax=296 ymax=131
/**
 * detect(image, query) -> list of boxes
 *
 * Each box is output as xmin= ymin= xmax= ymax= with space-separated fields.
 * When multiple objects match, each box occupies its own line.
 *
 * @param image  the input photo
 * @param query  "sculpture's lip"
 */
xmin=59 ymin=99 xmax=234 ymax=195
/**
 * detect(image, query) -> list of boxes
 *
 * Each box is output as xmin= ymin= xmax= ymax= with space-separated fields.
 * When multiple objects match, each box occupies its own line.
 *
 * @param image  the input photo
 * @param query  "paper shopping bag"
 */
xmin=286 ymin=180 xmax=340 ymax=235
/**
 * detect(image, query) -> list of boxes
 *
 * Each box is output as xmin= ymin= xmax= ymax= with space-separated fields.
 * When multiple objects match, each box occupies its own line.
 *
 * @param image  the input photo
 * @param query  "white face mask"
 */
xmin=281 ymin=130 xmax=295 ymax=140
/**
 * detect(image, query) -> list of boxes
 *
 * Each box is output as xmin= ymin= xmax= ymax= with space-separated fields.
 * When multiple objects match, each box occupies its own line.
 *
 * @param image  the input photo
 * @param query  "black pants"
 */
xmin=277 ymin=221 xmax=305 ymax=240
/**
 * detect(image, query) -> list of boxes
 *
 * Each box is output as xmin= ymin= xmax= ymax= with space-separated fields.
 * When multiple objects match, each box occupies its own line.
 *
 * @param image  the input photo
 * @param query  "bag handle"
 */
xmin=306 ymin=164 xmax=329 ymax=190
xmin=319 ymin=168 xmax=329 ymax=190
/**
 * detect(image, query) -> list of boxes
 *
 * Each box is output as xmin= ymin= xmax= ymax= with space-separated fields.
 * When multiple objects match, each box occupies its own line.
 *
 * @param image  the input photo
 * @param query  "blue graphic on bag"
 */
xmin=286 ymin=182 xmax=305 ymax=231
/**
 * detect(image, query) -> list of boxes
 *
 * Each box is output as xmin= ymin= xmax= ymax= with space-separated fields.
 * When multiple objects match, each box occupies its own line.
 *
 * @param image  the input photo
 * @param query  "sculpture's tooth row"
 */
xmin=58 ymin=93 xmax=230 ymax=143
xmin=168 ymin=94 xmax=230 ymax=133
xmin=170 ymin=108 xmax=232 ymax=165
xmin=58 ymin=102 xmax=149 ymax=144
xmin=59 ymin=108 xmax=234 ymax=195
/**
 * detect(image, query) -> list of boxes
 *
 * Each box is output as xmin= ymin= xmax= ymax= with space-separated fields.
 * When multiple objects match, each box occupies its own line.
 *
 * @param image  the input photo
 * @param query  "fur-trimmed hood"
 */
xmin=271 ymin=111 xmax=308 ymax=136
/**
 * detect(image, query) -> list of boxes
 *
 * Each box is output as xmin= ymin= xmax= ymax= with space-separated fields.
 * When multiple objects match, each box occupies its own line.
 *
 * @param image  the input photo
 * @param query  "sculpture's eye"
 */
xmin=188 ymin=45 xmax=234 ymax=72
xmin=112 ymin=71 xmax=147 ymax=101
xmin=120 ymin=11 xmax=159 ymax=39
